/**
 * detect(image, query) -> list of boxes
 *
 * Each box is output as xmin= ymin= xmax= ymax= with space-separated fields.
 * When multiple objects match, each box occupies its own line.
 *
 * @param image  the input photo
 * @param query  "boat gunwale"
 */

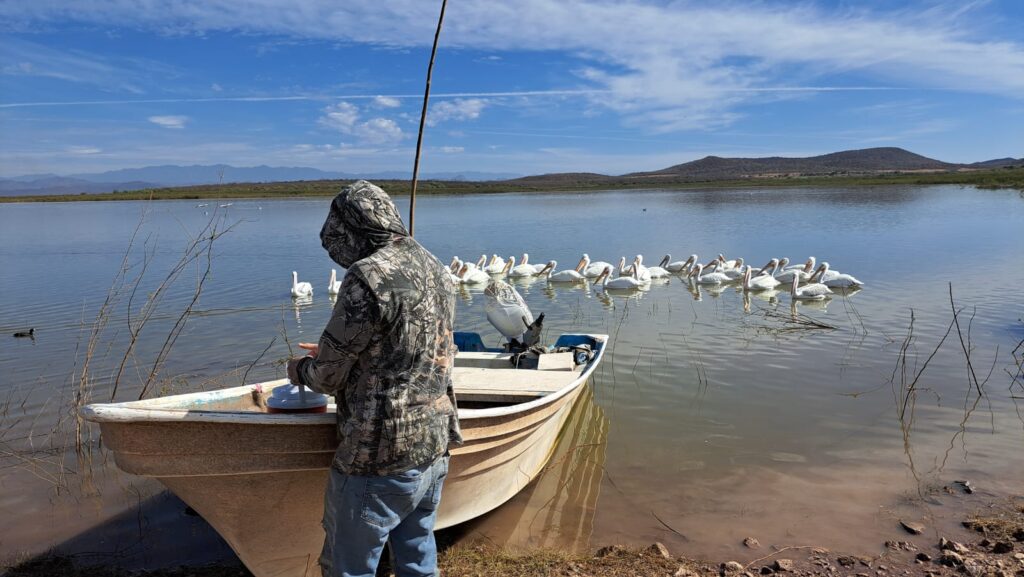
xmin=80 ymin=333 xmax=607 ymax=425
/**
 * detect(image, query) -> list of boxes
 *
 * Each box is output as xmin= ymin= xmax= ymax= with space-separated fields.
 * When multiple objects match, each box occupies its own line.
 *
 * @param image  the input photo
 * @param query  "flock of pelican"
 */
xmin=287 ymin=253 xmax=863 ymax=307
xmin=448 ymin=253 xmax=863 ymax=301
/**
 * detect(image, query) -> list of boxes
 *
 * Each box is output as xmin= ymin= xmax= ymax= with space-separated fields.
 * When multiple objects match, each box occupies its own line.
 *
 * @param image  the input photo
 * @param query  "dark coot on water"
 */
xmin=13 ymin=328 xmax=34 ymax=338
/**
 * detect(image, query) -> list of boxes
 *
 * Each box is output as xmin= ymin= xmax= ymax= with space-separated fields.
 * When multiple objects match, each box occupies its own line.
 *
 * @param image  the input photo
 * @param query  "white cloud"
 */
xmin=372 ymin=95 xmax=401 ymax=108
xmin=148 ymin=115 xmax=188 ymax=129
xmin=440 ymin=146 xmax=464 ymax=153
xmin=356 ymin=117 xmax=404 ymax=144
xmin=319 ymin=101 xmax=360 ymax=131
xmin=318 ymin=101 xmax=404 ymax=145
xmin=428 ymin=98 xmax=487 ymax=126
xmin=211 ymin=82 xmax=223 ymax=92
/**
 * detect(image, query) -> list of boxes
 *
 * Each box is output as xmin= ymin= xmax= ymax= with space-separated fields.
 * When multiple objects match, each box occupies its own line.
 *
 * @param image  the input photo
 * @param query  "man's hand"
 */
xmin=286 ymin=343 xmax=318 ymax=384
xmin=298 ymin=342 xmax=319 ymax=358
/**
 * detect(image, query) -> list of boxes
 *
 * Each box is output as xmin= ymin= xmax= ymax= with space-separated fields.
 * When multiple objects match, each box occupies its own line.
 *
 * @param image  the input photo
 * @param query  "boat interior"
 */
xmin=118 ymin=333 xmax=599 ymax=414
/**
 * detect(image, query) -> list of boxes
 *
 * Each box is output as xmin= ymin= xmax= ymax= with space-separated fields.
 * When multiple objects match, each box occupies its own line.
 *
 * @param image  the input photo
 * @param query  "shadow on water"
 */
xmin=12 ymin=491 xmax=238 ymax=572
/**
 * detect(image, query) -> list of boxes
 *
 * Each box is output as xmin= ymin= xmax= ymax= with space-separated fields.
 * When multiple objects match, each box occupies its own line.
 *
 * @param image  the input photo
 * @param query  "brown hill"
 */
xmin=628 ymin=147 xmax=953 ymax=179
xmin=969 ymin=157 xmax=1023 ymax=168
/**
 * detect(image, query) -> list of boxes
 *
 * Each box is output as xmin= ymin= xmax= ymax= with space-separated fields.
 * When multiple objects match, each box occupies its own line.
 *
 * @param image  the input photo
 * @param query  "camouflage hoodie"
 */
xmin=294 ymin=180 xmax=461 ymax=475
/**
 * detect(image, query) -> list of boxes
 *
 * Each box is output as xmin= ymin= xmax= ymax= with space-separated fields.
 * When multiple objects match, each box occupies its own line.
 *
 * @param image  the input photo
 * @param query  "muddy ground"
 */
xmin=4 ymin=497 xmax=1023 ymax=577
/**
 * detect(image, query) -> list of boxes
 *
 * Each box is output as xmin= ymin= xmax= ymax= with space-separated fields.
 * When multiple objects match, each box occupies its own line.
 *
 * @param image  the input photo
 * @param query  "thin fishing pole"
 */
xmin=409 ymin=0 xmax=448 ymax=237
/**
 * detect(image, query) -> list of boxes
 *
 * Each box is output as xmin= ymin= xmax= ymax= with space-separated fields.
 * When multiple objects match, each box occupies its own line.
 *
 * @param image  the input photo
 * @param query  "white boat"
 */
xmin=81 ymin=332 xmax=608 ymax=577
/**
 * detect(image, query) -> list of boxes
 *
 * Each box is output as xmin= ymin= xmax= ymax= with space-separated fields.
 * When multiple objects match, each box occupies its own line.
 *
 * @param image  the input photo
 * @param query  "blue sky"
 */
xmin=1 ymin=0 xmax=1022 ymax=177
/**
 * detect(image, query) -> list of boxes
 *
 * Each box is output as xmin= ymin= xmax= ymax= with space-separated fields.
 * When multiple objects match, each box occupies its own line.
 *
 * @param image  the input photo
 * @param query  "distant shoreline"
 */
xmin=1 ymin=167 xmax=1021 ymax=203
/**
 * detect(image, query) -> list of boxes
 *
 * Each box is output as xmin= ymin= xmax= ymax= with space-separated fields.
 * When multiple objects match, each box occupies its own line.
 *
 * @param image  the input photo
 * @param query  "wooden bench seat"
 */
xmin=452 ymin=366 xmax=575 ymax=403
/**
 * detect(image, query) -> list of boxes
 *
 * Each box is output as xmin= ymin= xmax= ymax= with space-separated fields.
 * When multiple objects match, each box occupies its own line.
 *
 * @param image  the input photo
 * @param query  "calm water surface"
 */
xmin=1 ymin=185 xmax=1022 ymax=564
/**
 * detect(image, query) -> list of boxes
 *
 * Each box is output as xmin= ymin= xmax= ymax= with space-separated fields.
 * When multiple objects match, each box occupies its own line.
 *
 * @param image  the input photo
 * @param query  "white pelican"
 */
xmin=482 ymin=254 xmax=508 ymax=274
xmin=774 ymin=258 xmax=812 ymax=284
xmin=463 ymin=254 xmax=487 ymax=272
xmin=458 ymin=263 xmax=491 ymax=284
xmin=484 ymin=278 xmax=534 ymax=342
xmin=447 ymin=259 xmax=464 ymax=285
xmin=594 ymin=266 xmax=644 ymax=290
xmin=290 ymin=271 xmax=313 ymax=298
xmin=718 ymin=254 xmax=741 ymax=269
xmin=751 ymin=258 xmax=779 ymax=277
xmin=785 ymin=256 xmax=816 ymax=273
xmin=666 ymin=254 xmax=697 ymax=273
xmin=689 ymin=263 xmax=732 ymax=285
xmin=789 ymin=273 xmax=832 ymax=300
xmin=742 ymin=266 xmax=780 ymax=291
xmin=327 ymin=269 xmax=343 ymax=295
xmin=812 ymin=262 xmax=863 ymax=288
xmin=579 ymin=253 xmax=614 ymax=277
xmin=515 ymin=253 xmax=543 ymax=274
xmin=538 ymin=260 xmax=587 ymax=284
xmin=517 ymin=253 xmax=547 ymax=273
xmin=615 ymin=256 xmax=632 ymax=277
xmin=509 ymin=255 xmax=538 ymax=277
xmin=647 ymin=255 xmax=672 ymax=279
xmin=631 ymin=255 xmax=653 ymax=282
xmin=719 ymin=257 xmax=747 ymax=280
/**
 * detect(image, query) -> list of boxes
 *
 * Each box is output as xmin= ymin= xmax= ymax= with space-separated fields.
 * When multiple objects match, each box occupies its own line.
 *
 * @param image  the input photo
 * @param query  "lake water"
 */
xmin=1 ymin=185 xmax=1023 ymax=566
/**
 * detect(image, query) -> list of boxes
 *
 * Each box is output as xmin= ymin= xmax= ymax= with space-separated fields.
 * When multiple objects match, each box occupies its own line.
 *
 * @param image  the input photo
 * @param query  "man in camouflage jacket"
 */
xmin=287 ymin=180 xmax=461 ymax=577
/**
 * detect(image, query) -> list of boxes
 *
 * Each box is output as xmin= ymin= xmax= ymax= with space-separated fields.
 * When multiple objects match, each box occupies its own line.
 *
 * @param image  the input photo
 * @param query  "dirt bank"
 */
xmin=5 ymin=498 xmax=1022 ymax=577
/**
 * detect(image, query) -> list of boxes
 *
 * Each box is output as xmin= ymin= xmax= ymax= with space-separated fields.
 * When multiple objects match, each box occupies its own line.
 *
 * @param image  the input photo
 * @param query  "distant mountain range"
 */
xmin=0 ymin=165 xmax=523 ymax=196
xmin=1 ymin=148 xmax=1020 ymax=196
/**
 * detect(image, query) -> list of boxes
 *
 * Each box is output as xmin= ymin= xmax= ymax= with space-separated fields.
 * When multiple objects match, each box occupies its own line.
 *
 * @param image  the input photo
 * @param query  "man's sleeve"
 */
xmin=294 ymin=273 xmax=377 ymax=396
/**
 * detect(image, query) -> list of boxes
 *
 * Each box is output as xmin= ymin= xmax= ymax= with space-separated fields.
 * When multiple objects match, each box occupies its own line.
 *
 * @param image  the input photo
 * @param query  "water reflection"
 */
xmin=291 ymin=294 xmax=313 ymax=328
xmin=742 ymin=290 xmax=780 ymax=313
xmin=455 ymin=386 xmax=608 ymax=551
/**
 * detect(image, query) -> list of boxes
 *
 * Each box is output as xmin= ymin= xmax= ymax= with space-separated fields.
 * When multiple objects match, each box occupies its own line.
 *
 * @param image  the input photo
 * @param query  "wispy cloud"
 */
xmin=67 ymin=145 xmax=102 ymax=155
xmin=440 ymin=146 xmax=464 ymax=153
xmin=4 ymin=1 xmax=1022 ymax=133
xmin=148 ymin=115 xmax=188 ymax=129
xmin=0 ymin=38 xmax=179 ymax=94
xmin=855 ymin=119 xmax=961 ymax=144
xmin=0 ymin=89 xmax=606 ymax=109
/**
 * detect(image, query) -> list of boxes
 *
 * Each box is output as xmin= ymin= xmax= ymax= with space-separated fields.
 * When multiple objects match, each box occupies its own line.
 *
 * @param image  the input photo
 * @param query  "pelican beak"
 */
xmin=575 ymin=257 xmax=586 ymax=272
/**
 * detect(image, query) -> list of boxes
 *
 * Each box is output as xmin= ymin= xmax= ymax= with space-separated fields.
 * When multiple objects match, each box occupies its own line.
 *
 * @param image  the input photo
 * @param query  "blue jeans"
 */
xmin=320 ymin=454 xmax=449 ymax=577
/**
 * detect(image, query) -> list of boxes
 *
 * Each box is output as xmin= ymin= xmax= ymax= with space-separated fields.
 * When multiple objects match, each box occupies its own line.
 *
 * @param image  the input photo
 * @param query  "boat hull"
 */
xmin=85 ymin=334 xmax=607 ymax=577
